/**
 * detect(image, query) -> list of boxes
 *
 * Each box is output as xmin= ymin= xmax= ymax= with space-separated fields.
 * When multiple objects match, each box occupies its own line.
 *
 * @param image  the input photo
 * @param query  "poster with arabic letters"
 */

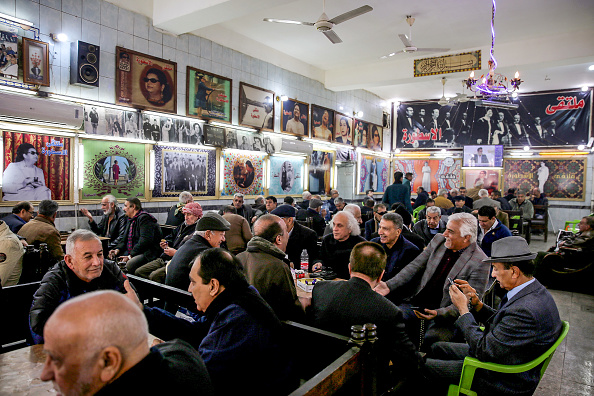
xmin=268 ymin=156 xmax=304 ymax=196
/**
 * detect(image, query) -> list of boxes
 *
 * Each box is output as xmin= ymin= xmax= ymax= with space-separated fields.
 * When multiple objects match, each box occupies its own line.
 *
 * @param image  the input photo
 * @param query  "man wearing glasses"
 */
xmin=4 ymin=201 xmax=35 ymax=234
xmin=365 ymin=203 xmax=387 ymax=240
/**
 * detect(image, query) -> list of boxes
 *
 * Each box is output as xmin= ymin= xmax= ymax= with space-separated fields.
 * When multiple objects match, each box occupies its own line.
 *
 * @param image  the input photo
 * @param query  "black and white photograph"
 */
xmin=141 ymin=114 xmax=162 ymax=141
xmin=237 ymin=131 xmax=253 ymax=151
xmin=238 ymin=82 xmax=275 ymax=131
xmin=262 ymin=135 xmax=280 ymax=154
xmin=123 ymin=111 xmax=141 ymax=139
xmin=203 ymin=124 xmax=225 ymax=146
xmin=163 ymin=150 xmax=209 ymax=193
xmin=0 ymin=28 xmax=19 ymax=79
xmin=225 ymin=129 xmax=239 ymax=149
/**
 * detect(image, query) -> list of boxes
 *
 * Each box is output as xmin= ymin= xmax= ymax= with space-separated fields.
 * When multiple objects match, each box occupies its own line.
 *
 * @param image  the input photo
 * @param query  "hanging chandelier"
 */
xmin=464 ymin=0 xmax=523 ymax=97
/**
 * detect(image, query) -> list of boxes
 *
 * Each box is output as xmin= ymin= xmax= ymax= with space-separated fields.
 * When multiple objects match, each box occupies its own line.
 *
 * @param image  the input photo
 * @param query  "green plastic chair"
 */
xmin=412 ymin=205 xmax=425 ymax=223
xmin=564 ymin=220 xmax=580 ymax=233
xmin=447 ymin=320 xmax=569 ymax=396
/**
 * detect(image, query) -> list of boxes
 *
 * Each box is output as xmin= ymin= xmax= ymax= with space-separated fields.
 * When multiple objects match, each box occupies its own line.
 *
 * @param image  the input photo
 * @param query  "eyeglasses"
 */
xmin=27 ymin=151 xmax=38 ymax=155
xmin=143 ymin=78 xmax=159 ymax=83
xmin=376 ymin=211 xmax=387 ymax=216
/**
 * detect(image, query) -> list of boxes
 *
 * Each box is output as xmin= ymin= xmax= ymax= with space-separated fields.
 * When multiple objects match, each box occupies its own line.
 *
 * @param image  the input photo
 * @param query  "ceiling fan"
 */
xmin=263 ymin=0 xmax=373 ymax=44
xmin=381 ymin=15 xmax=450 ymax=58
xmin=438 ymin=77 xmax=449 ymax=106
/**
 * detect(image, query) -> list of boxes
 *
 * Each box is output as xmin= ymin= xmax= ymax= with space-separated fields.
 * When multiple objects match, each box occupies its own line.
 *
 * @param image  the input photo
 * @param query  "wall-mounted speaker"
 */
xmin=70 ymin=40 xmax=100 ymax=87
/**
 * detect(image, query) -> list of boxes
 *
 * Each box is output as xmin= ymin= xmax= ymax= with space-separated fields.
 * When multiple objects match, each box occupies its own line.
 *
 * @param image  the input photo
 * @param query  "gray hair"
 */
xmin=381 ymin=212 xmax=403 ymax=230
xmin=254 ymin=195 xmax=265 ymax=205
xmin=478 ymin=189 xmax=488 ymax=198
xmin=233 ymin=193 xmax=244 ymax=199
xmin=66 ymin=229 xmax=101 ymax=256
xmin=450 ymin=188 xmax=459 ymax=195
xmin=343 ymin=204 xmax=361 ymax=218
xmin=437 ymin=188 xmax=448 ymax=196
xmin=179 ymin=191 xmax=193 ymax=204
xmin=448 ymin=213 xmax=478 ymax=244
xmin=330 ymin=189 xmax=338 ymax=195
xmin=38 ymin=199 xmax=59 ymax=216
xmin=302 ymin=191 xmax=311 ymax=200
xmin=195 ymin=230 xmax=208 ymax=238
xmin=426 ymin=206 xmax=442 ymax=216
xmin=330 ymin=211 xmax=361 ymax=236
xmin=334 ymin=197 xmax=345 ymax=206
xmin=104 ymin=195 xmax=118 ymax=206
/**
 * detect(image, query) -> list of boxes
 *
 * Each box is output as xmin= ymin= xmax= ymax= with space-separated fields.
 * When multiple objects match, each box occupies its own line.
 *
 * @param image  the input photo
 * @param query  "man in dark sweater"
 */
xmin=80 ymin=194 xmax=127 ymax=251
xmin=372 ymin=213 xmax=420 ymax=280
xmin=383 ymin=171 xmax=413 ymax=214
xmin=296 ymin=198 xmax=326 ymax=237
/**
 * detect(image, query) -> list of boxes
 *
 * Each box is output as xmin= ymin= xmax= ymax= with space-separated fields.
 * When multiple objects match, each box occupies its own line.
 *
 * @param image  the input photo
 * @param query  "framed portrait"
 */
xmin=268 ymin=156 xmax=304 ymax=196
xmin=353 ymin=119 xmax=370 ymax=149
xmin=221 ymin=151 xmax=265 ymax=196
xmin=0 ymin=28 xmax=19 ymax=80
xmin=238 ymin=82 xmax=275 ymax=131
xmin=186 ymin=66 xmax=232 ymax=123
xmin=368 ymin=124 xmax=383 ymax=152
xmin=80 ymin=139 xmax=147 ymax=201
xmin=464 ymin=168 xmax=501 ymax=192
xmin=358 ymin=155 xmax=390 ymax=194
xmin=281 ymin=98 xmax=308 ymax=137
xmin=308 ymin=150 xmax=334 ymax=195
xmin=310 ymin=104 xmax=334 ymax=142
xmin=2 ymin=131 xmax=72 ymax=203
xmin=152 ymin=145 xmax=217 ymax=198
xmin=393 ymin=158 xmax=462 ymax=193
xmin=333 ymin=112 xmax=353 ymax=146
xmin=22 ymin=37 xmax=50 ymax=86
xmin=115 ymin=47 xmax=177 ymax=113
xmin=203 ymin=124 xmax=225 ymax=147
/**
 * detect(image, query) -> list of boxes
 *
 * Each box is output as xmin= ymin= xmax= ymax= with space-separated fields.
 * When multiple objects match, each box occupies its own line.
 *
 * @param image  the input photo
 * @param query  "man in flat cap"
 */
xmin=424 ymin=236 xmax=562 ymax=395
xmin=271 ymin=204 xmax=319 ymax=271
xmin=295 ymin=198 xmax=326 ymax=237
xmin=164 ymin=212 xmax=230 ymax=302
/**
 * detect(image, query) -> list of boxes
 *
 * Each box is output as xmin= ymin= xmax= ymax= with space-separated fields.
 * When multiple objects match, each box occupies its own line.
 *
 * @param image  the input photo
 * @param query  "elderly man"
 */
xmin=164 ymin=212 xmax=230 ymax=295
xmin=529 ymin=187 xmax=549 ymax=219
xmin=310 ymin=241 xmax=422 ymax=392
xmin=424 ymin=237 xmax=562 ymax=395
xmin=4 ymin=201 xmax=34 ymax=233
xmin=0 ymin=219 xmax=24 ymax=286
xmin=134 ymin=203 xmax=202 ymax=282
xmin=434 ymin=189 xmax=454 ymax=210
xmin=222 ymin=205 xmax=252 ymax=254
xmin=325 ymin=204 xmax=362 ymax=235
xmin=365 ymin=203 xmax=387 ymax=240
xmin=80 ymin=194 xmax=127 ymax=251
xmin=417 ymin=198 xmax=447 ymax=221
xmin=372 ymin=213 xmax=420 ymax=280
xmin=109 ymin=198 xmax=162 ymax=275
xmin=473 ymin=189 xmax=501 ymax=211
xmin=271 ymin=204 xmax=319 ymax=271
xmin=383 ymin=171 xmax=413 ymax=214
xmin=458 ymin=187 xmax=474 ymax=209
xmin=40 ymin=291 xmax=214 ymax=394
xmin=328 ymin=189 xmax=340 ymax=213
xmin=509 ymin=190 xmax=534 ymax=220
xmin=313 ymin=211 xmax=366 ymax=280
xmin=413 ymin=206 xmax=447 ymax=246
xmin=413 ymin=186 xmax=429 ymax=209
xmin=299 ymin=191 xmax=312 ymax=210
xmin=375 ymin=213 xmax=490 ymax=348
xmin=490 ymin=190 xmax=511 ymax=210
xmin=29 ymin=229 xmax=127 ymax=343
xmin=448 ymin=196 xmax=473 ymax=215
xmin=478 ymin=206 xmax=512 ymax=258
xmin=166 ymin=191 xmax=194 ymax=226
xmin=237 ymin=214 xmax=304 ymax=322
xmin=296 ymin=198 xmax=326 ymax=236
xmin=229 ymin=192 xmax=254 ymax=222
xmin=18 ymin=199 xmax=63 ymax=262
xmin=125 ymin=248 xmax=295 ymax=395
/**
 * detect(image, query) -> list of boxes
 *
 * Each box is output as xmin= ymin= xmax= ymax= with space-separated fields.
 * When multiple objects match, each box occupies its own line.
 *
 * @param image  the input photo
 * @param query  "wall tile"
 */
xmin=60 ymin=65 xmax=81 ymax=96
xmin=62 ymin=0 xmax=81 ymax=18
xmin=188 ymin=54 xmax=199 ymax=70
xmin=98 ymin=75 xmax=114 ymax=102
xmin=211 ymin=61 xmax=221 ymax=76
xmin=99 ymin=48 xmax=114 ymax=78
xmin=133 ymin=12 xmax=149 ymax=39
xmin=133 ymin=36 xmax=148 ymax=53
xmin=58 ymin=40 xmax=70 ymax=68
xmin=100 ymin=0 xmax=117 ymax=29
xmin=176 ymin=95 xmax=185 ymax=115
xmin=188 ymin=35 xmax=200 ymax=56
xmin=148 ymin=25 xmax=162 ymax=44
xmin=0 ymin=1 xmax=15 ymax=15
xmin=15 ymin=0 xmax=40 ymax=28
xmin=200 ymin=38 xmax=211 ymax=60
xmin=231 ymin=50 xmax=241 ymax=70
xmin=162 ymin=32 xmax=176 ymax=48
xmin=162 ymin=45 xmax=175 ymax=62
xmin=81 ymin=0 xmax=100 ymax=24
xmin=61 ymin=13 xmax=81 ymax=43
xmin=221 ymin=64 xmax=231 ymax=80
xmin=116 ymin=31 xmax=133 ymax=49
xmin=117 ymin=7 xmax=134 ymax=35
xmin=100 ymin=25 xmax=117 ymax=53
xmin=176 ymin=34 xmax=188 ymax=52
xmin=200 ymin=58 xmax=211 ymax=72
xmin=175 ymin=49 xmax=188 ymax=72
xmin=148 ymin=40 xmax=162 ymax=58
xmin=40 ymin=0 xmax=61 ymax=10
xmin=81 ymin=20 xmax=100 ymax=44
xmin=221 ymin=46 xmax=231 ymax=67
xmin=47 ymin=40 xmax=61 ymax=68
xmin=40 ymin=4 xmax=62 ymax=35
xmin=212 ymin=42 xmax=222 ymax=61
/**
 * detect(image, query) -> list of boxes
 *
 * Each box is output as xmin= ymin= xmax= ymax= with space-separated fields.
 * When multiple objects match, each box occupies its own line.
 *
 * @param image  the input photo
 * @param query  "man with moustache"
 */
xmin=80 ymin=195 xmax=127 ymax=251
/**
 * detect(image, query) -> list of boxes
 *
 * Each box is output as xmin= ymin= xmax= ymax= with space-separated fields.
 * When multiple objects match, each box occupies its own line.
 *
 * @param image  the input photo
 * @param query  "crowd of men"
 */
xmin=0 ymin=177 xmax=576 ymax=395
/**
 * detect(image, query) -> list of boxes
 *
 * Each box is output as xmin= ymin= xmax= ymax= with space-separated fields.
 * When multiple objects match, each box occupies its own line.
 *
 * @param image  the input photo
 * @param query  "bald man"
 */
xmin=40 ymin=290 xmax=214 ymax=395
xmin=237 ymin=214 xmax=304 ymax=322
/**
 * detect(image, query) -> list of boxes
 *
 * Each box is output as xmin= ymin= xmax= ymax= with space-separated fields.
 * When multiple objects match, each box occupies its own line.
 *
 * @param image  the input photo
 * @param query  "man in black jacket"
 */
xmin=296 ymin=198 xmax=326 ymax=237
xmin=413 ymin=206 xmax=447 ymax=246
xmin=272 ymin=204 xmax=319 ymax=271
xmin=29 ymin=230 xmax=128 ymax=344
xmin=109 ymin=198 xmax=162 ymax=275
xmin=80 ymin=195 xmax=127 ymax=251
xmin=165 ymin=191 xmax=194 ymax=227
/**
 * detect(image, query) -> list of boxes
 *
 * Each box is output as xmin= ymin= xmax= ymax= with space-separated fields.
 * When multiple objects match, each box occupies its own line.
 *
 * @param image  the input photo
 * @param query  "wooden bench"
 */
xmin=0 ymin=281 xmax=41 ymax=352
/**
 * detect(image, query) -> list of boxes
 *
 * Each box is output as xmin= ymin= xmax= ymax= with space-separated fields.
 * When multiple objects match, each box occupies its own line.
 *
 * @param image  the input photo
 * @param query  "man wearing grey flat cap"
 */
xmin=424 ymin=236 xmax=562 ymax=396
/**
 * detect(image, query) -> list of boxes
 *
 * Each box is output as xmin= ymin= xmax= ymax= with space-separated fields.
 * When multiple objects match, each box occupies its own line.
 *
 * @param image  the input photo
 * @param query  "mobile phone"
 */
xmin=411 ymin=306 xmax=425 ymax=312
xmin=447 ymin=277 xmax=455 ymax=287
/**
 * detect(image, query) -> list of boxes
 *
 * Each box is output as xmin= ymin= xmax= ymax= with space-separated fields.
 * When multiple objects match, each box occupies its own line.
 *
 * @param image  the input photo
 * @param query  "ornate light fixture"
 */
xmin=465 ymin=0 xmax=523 ymax=97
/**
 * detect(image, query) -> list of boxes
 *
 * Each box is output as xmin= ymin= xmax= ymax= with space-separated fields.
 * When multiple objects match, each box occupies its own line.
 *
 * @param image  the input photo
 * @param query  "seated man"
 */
xmin=41 ymin=290 xmax=214 ymax=395
xmin=0 ymin=219 xmax=24 ymax=286
xmin=365 ymin=203 xmax=387 ymax=240
xmin=313 ymin=211 xmax=366 ymax=279
xmin=509 ymin=190 xmax=534 ymax=220
xmin=529 ymin=187 xmax=549 ymax=219
xmin=417 ymin=199 xmax=447 ymax=221
xmin=124 ymin=248 xmax=295 ymax=395
xmin=375 ymin=213 xmax=489 ymax=349
xmin=80 ymin=194 xmax=127 ymax=251
xmin=372 ymin=213 xmax=420 ymax=280
xmin=299 ymin=191 xmax=312 ymax=210
xmin=361 ymin=197 xmax=375 ymax=215
xmin=166 ymin=191 xmax=194 ymax=227
xmin=448 ymin=196 xmax=473 ymax=215
xmin=109 ymin=198 xmax=163 ymax=275
xmin=413 ymin=206 xmax=447 ymax=246
xmin=3 ymin=201 xmax=34 ymax=234
xmin=18 ymin=199 xmax=63 ymax=262
xmin=458 ymin=187 xmax=474 ymax=209
xmin=424 ymin=237 xmax=562 ymax=396
xmin=134 ymin=203 xmax=202 ymax=282
xmin=394 ymin=205 xmax=425 ymax=251
xmin=29 ymin=229 xmax=127 ymax=343
xmin=434 ymin=189 xmax=454 ymax=210
xmin=413 ymin=186 xmax=429 ymax=209
xmin=323 ymin=204 xmax=362 ymax=236
xmin=296 ymin=198 xmax=326 ymax=236
xmin=491 ymin=190 xmax=511 ymax=211
xmin=221 ymin=205 xmax=253 ymax=254
xmin=473 ymin=189 xmax=501 ymax=211
xmin=237 ymin=214 xmax=304 ymax=322
xmin=271 ymin=204 xmax=319 ymax=271
xmin=478 ymin=205 xmax=512 ymax=258
xmin=309 ymin=241 xmax=422 ymax=392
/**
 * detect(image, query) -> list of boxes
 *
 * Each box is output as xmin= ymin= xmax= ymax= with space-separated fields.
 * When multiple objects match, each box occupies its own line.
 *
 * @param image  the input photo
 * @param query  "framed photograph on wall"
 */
xmin=186 ymin=66 xmax=232 ymax=123
xmin=0 ymin=28 xmax=19 ymax=80
xmin=115 ymin=47 xmax=177 ymax=113
xmin=238 ymin=82 xmax=274 ymax=131
xmin=393 ymin=158 xmax=462 ymax=193
xmin=203 ymin=124 xmax=225 ymax=147
xmin=463 ymin=168 xmax=501 ymax=192
xmin=221 ymin=151 xmax=265 ymax=197
xmin=353 ymin=119 xmax=370 ymax=149
xmin=269 ymin=156 xmax=304 ymax=196
xmin=369 ymin=124 xmax=383 ymax=152
xmin=308 ymin=150 xmax=335 ymax=195
xmin=334 ymin=112 xmax=353 ymax=146
xmin=358 ymin=155 xmax=390 ymax=194
xmin=2 ymin=131 xmax=72 ymax=202
xmin=310 ymin=104 xmax=334 ymax=142
xmin=22 ymin=37 xmax=50 ymax=86
xmin=281 ymin=98 xmax=308 ymax=137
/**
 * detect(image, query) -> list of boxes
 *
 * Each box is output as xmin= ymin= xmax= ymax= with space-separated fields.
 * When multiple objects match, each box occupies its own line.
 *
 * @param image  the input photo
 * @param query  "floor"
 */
xmin=527 ymin=234 xmax=594 ymax=396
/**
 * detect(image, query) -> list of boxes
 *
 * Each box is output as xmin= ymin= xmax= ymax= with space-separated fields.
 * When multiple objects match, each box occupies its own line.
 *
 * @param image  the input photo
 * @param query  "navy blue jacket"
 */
xmin=383 ymin=182 xmax=413 ymax=213
xmin=480 ymin=222 xmax=512 ymax=257
xmin=372 ymin=235 xmax=421 ymax=280
xmin=2 ymin=213 xmax=26 ymax=234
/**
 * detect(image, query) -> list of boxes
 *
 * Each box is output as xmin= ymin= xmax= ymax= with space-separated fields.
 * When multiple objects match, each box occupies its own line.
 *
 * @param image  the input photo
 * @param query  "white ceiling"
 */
xmin=110 ymin=0 xmax=594 ymax=102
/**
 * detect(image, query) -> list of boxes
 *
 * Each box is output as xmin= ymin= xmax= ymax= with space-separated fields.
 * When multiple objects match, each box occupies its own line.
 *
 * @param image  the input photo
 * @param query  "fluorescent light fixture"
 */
xmin=264 ymin=158 xmax=269 ymax=189
xmin=280 ymin=95 xmax=288 ymax=101
xmin=149 ymin=150 xmax=155 ymax=190
xmin=303 ymin=162 xmax=308 ymax=190
xmin=0 ymin=85 xmax=38 ymax=95
xmin=155 ymin=141 xmax=212 ymax=150
xmin=0 ymin=136 xmax=3 ymax=188
xmin=0 ymin=12 xmax=33 ymax=27
xmin=219 ymin=155 xmax=225 ymax=191
xmin=81 ymin=133 xmax=155 ymax=144
xmin=578 ymin=144 xmax=586 ymax=150
xmin=223 ymin=148 xmax=267 ymax=156
xmin=475 ymin=99 xmax=519 ymax=109
xmin=78 ymin=143 xmax=85 ymax=189
xmin=523 ymin=146 xmax=530 ymax=151
xmin=50 ymin=94 xmax=133 ymax=112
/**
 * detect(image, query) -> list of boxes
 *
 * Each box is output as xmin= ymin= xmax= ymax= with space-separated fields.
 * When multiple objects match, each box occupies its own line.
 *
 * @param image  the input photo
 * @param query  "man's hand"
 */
xmin=159 ymin=241 xmax=168 ymax=249
xmin=123 ymin=279 xmax=143 ymax=310
xmin=20 ymin=239 xmax=28 ymax=248
xmin=449 ymin=284 xmax=470 ymax=315
xmin=311 ymin=262 xmax=323 ymax=272
xmin=374 ymin=281 xmax=390 ymax=296
xmin=80 ymin=208 xmax=93 ymax=221
xmin=455 ymin=279 xmax=483 ymax=312
xmin=414 ymin=308 xmax=437 ymax=320
xmin=163 ymin=247 xmax=176 ymax=257
xmin=108 ymin=249 xmax=119 ymax=260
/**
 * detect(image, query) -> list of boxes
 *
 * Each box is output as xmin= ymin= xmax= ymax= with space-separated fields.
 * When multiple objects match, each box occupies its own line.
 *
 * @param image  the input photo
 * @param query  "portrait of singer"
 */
xmin=2 ymin=143 xmax=52 ymax=201
xmin=141 ymin=67 xmax=173 ymax=106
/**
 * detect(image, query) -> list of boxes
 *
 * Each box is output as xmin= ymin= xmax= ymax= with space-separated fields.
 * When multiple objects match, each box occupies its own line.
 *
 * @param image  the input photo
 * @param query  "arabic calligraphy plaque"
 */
xmin=414 ymin=51 xmax=481 ymax=77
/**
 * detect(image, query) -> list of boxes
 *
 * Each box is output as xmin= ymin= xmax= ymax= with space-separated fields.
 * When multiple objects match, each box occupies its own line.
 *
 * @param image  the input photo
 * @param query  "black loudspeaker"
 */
xmin=70 ymin=40 xmax=100 ymax=87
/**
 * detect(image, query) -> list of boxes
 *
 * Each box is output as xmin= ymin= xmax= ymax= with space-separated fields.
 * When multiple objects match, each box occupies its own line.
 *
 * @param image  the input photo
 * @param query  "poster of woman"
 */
xmin=308 ymin=150 xmax=334 ymax=195
xmin=2 ymin=132 xmax=71 ymax=202
xmin=358 ymin=155 xmax=389 ymax=194
xmin=463 ymin=169 xmax=501 ymax=192
xmin=393 ymin=158 xmax=462 ymax=193
xmin=334 ymin=113 xmax=353 ymax=146
xmin=269 ymin=156 xmax=304 ymax=196
xmin=311 ymin=105 xmax=334 ymax=142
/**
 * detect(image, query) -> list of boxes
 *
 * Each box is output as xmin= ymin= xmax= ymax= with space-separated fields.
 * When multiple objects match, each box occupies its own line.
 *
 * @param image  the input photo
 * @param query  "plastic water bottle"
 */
xmin=300 ymin=249 xmax=309 ymax=272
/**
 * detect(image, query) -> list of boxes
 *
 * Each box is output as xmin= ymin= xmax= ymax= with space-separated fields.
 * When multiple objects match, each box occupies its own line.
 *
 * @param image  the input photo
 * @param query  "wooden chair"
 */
xmin=529 ymin=204 xmax=549 ymax=242
xmin=0 ymin=281 xmax=41 ymax=352
xmin=502 ymin=210 xmax=530 ymax=241
xmin=127 ymin=274 xmax=196 ymax=312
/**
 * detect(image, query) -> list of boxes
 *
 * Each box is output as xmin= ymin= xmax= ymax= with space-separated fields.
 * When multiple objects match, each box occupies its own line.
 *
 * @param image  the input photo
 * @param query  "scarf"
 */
xmin=174 ymin=202 xmax=185 ymax=216
xmin=246 ymin=236 xmax=288 ymax=262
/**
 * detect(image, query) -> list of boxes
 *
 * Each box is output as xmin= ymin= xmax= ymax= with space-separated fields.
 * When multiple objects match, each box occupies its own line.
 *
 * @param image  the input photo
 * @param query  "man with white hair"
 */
xmin=433 ymin=188 xmax=453 ymax=210
xmin=413 ymin=206 xmax=447 ymax=246
xmin=324 ymin=203 xmax=362 ymax=235
xmin=166 ymin=191 xmax=194 ymax=226
xmin=473 ymin=188 xmax=501 ymax=210
xmin=375 ymin=213 xmax=489 ymax=349
xmin=299 ymin=191 xmax=312 ymax=210
xmin=40 ymin=290 xmax=214 ymax=394
xmin=313 ymin=211 xmax=366 ymax=279
xmin=80 ymin=194 xmax=127 ymax=251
